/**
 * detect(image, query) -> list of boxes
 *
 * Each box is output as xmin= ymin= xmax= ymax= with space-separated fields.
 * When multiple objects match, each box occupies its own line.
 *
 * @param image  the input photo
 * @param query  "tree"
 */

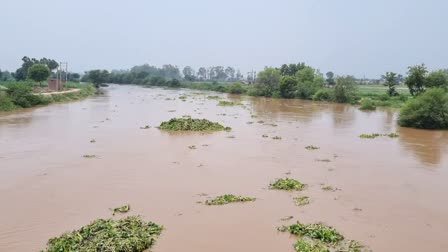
xmin=254 ymin=67 xmax=281 ymax=96
xmin=279 ymin=75 xmax=297 ymax=98
xmin=382 ymin=72 xmax=399 ymax=96
xmin=27 ymin=64 xmax=50 ymax=87
xmin=167 ymin=78 xmax=181 ymax=87
xmin=405 ymin=64 xmax=428 ymax=96
xmin=296 ymin=67 xmax=324 ymax=99
xmin=334 ymin=76 xmax=358 ymax=103
xmin=227 ymin=82 xmax=246 ymax=94
xmin=225 ymin=67 xmax=235 ymax=81
xmin=182 ymin=66 xmax=196 ymax=81
xmin=197 ymin=67 xmax=207 ymax=80
xmin=426 ymin=70 xmax=448 ymax=89
xmin=87 ymin=69 xmax=109 ymax=88
xmin=236 ymin=69 xmax=243 ymax=80
xmin=326 ymin=71 xmax=335 ymax=86
xmin=398 ymin=88 xmax=448 ymax=129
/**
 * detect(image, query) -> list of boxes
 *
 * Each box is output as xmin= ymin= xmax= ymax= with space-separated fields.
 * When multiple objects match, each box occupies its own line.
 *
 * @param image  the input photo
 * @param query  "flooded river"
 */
xmin=1 ymin=84 xmax=447 ymax=251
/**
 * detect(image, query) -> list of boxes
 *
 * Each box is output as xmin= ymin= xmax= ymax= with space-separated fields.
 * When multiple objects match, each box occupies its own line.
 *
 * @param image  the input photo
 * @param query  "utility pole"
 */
xmin=58 ymin=62 xmax=68 ymax=89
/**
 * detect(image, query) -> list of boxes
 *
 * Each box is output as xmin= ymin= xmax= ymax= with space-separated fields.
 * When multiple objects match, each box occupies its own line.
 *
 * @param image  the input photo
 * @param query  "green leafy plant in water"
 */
xmin=359 ymin=133 xmax=399 ymax=139
xmin=83 ymin=154 xmax=96 ymax=158
xmin=294 ymin=196 xmax=310 ymax=206
xmin=270 ymin=178 xmax=305 ymax=191
xmin=272 ymin=136 xmax=282 ymax=140
xmin=205 ymin=194 xmax=256 ymax=205
xmin=217 ymin=100 xmax=240 ymax=106
xmin=41 ymin=216 xmax=162 ymax=252
xmin=305 ymin=145 xmax=320 ymax=150
xmin=262 ymin=134 xmax=269 ymax=138
xmin=279 ymin=222 xmax=344 ymax=244
xmin=159 ymin=118 xmax=231 ymax=131
xmin=111 ymin=204 xmax=131 ymax=215
xmin=207 ymin=95 xmax=221 ymax=100
xmin=188 ymin=145 xmax=197 ymax=149
xmin=321 ymin=186 xmax=335 ymax=191
xmin=294 ymin=239 xmax=329 ymax=252
xmin=140 ymin=125 xmax=151 ymax=129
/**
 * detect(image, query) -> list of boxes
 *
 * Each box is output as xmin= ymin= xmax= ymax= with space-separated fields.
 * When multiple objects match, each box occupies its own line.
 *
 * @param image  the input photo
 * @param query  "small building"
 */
xmin=48 ymin=79 xmax=62 ymax=91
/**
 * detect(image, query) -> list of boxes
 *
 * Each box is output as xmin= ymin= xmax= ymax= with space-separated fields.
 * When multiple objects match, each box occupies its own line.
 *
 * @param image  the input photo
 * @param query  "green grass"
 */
xmin=270 ymin=178 xmax=306 ymax=191
xmin=41 ymin=216 xmax=162 ymax=252
xmin=205 ymin=194 xmax=256 ymax=205
xmin=159 ymin=118 xmax=231 ymax=131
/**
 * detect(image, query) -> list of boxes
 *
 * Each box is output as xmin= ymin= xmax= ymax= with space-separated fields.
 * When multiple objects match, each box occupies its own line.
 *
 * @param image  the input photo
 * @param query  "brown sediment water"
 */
xmin=0 ymin=84 xmax=447 ymax=252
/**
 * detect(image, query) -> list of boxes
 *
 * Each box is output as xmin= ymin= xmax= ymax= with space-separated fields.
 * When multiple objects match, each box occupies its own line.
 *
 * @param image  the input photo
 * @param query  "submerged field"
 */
xmin=0 ymin=85 xmax=447 ymax=252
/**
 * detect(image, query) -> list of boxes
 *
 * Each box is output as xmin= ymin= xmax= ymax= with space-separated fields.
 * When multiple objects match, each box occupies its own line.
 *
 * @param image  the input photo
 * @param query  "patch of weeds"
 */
xmin=159 ymin=118 xmax=231 ymax=131
xmin=321 ymin=185 xmax=339 ymax=192
xmin=41 ymin=216 xmax=162 ymax=252
xmin=111 ymin=204 xmax=130 ymax=215
xmin=179 ymin=95 xmax=187 ymax=100
xmin=305 ymin=145 xmax=320 ymax=150
xmin=83 ymin=154 xmax=96 ymax=158
xmin=217 ymin=100 xmax=240 ymax=106
xmin=205 ymin=194 xmax=255 ymax=205
xmin=279 ymin=222 xmax=344 ymax=244
xmin=270 ymin=178 xmax=305 ymax=191
xmin=359 ymin=133 xmax=399 ymax=139
xmin=272 ymin=136 xmax=282 ymax=140
xmin=294 ymin=239 xmax=329 ymax=252
xmin=140 ymin=125 xmax=151 ymax=129
xmin=294 ymin=196 xmax=310 ymax=206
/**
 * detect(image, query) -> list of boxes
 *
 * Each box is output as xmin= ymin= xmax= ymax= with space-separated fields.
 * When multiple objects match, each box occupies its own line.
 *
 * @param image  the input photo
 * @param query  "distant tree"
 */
xmin=68 ymin=73 xmax=81 ymax=82
xmin=326 ymin=71 xmax=335 ymax=86
xmin=227 ymin=82 xmax=247 ymax=94
xmin=182 ymin=66 xmax=196 ymax=81
xmin=279 ymin=75 xmax=297 ymax=98
xmin=279 ymin=63 xmax=307 ymax=76
xmin=149 ymin=76 xmax=166 ymax=86
xmin=167 ymin=78 xmax=181 ymax=87
xmin=296 ymin=67 xmax=324 ymax=99
xmin=27 ymin=64 xmax=50 ymax=87
xmin=197 ymin=67 xmax=207 ymax=80
xmin=334 ymin=76 xmax=358 ymax=103
xmin=87 ymin=69 xmax=109 ymax=88
xmin=426 ymin=70 xmax=448 ymax=89
xmin=225 ymin=67 xmax=235 ymax=81
xmin=236 ymin=69 xmax=243 ymax=80
xmin=405 ymin=64 xmax=428 ymax=96
xmin=254 ymin=67 xmax=281 ymax=96
xmin=39 ymin=58 xmax=59 ymax=72
xmin=382 ymin=72 xmax=399 ymax=96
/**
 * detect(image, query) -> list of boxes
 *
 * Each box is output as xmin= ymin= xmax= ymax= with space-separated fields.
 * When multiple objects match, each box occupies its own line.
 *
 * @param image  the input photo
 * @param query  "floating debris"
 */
xmin=272 ymin=136 xmax=282 ymax=140
xmin=90 ymin=139 xmax=96 ymax=143
xmin=205 ymin=194 xmax=255 ymax=205
xmin=159 ymin=118 xmax=231 ymax=131
xmin=140 ymin=125 xmax=151 ymax=129
xmin=294 ymin=196 xmax=310 ymax=206
xmin=270 ymin=178 xmax=306 ymax=191
xmin=111 ymin=204 xmax=131 ymax=215
xmin=359 ymin=132 xmax=399 ymax=139
xmin=83 ymin=154 xmax=96 ymax=158
xmin=305 ymin=145 xmax=320 ymax=150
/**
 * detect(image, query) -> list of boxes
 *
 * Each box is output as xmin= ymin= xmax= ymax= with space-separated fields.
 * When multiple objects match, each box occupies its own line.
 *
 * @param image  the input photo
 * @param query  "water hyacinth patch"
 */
xmin=41 ymin=216 xmax=162 ymax=252
xmin=205 ymin=194 xmax=256 ymax=205
xmin=217 ymin=100 xmax=240 ymax=106
xmin=294 ymin=239 xmax=329 ymax=252
xmin=305 ymin=145 xmax=320 ymax=150
xmin=359 ymin=133 xmax=399 ymax=139
xmin=294 ymin=196 xmax=310 ymax=206
xmin=159 ymin=118 xmax=231 ymax=131
xmin=279 ymin=222 xmax=344 ymax=244
xmin=270 ymin=178 xmax=306 ymax=191
xmin=83 ymin=154 xmax=96 ymax=158
xmin=111 ymin=204 xmax=131 ymax=215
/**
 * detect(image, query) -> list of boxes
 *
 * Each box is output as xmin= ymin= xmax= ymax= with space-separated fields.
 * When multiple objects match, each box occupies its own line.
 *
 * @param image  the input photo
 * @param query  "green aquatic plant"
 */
xmin=83 ymin=154 xmax=96 ymax=158
xmin=188 ymin=145 xmax=197 ymax=149
xmin=386 ymin=132 xmax=399 ymax=138
xmin=294 ymin=239 xmax=329 ymax=252
xmin=272 ymin=136 xmax=282 ymax=140
xmin=159 ymin=118 xmax=231 ymax=131
xmin=111 ymin=204 xmax=131 ymax=215
xmin=305 ymin=145 xmax=320 ymax=150
xmin=270 ymin=178 xmax=305 ymax=191
xmin=41 ymin=216 xmax=162 ymax=252
xmin=205 ymin=194 xmax=256 ymax=205
xmin=140 ymin=125 xmax=151 ymax=129
xmin=321 ymin=186 xmax=335 ymax=191
xmin=279 ymin=222 xmax=344 ymax=244
xmin=294 ymin=196 xmax=310 ymax=206
xmin=207 ymin=95 xmax=221 ymax=100
xmin=262 ymin=134 xmax=269 ymax=138
xmin=217 ymin=100 xmax=240 ymax=106
xmin=359 ymin=132 xmax=399 ymax=139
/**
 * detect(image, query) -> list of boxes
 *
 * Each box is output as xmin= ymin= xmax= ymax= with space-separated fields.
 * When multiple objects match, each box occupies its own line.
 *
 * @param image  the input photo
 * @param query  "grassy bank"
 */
xmin=0 ymin=81 xmax=96 ymax=112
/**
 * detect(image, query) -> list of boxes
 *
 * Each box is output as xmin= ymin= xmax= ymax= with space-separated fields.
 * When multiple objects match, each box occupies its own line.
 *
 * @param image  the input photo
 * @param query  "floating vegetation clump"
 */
xmin=262 ymin=134 xmax=269 ymax=138
xmin=159 ymin=118 xmax=231 ymax=131
xmin=247 ymin=121 xmax=254 ymax=124
xmin=321 ymin=186 xmax=336 ymax=191
xmin=305 ymin=145 xmax=320 ymax=150
xmin=111 ymin=204 xmax=131 ymax=215
xmin=270 ymin=178 xmax=305 ymax=191
xmin=83 ymin=154 xmax=96 ymax=158
xmin=188 ymin=145 xmax=197 ymax=149
xmin=179 ymin=95 xmax=187 ymax=100
xmin=294 ymin=239 xmax=329 ymax=252
xmin=41 ymin=216 xmax=162 ymax=252
xmin=257 ymin=120 xmax=265 ymax=124
xmin=90 ymin=139 xmax=96 ymax=143
xmin=272 ymin=136 xmax=282 ymax=140
xmin=140 ymin=125 xmax=151 ymax=129
xmin=217 ymin=100 xmax=240 ymax=106
xmin=205 ymin=194 xmax=256 ymax=205
xmin=279 ymin=222 xmax=344 ymax=244
xmin=315 ymin=159 xmax=331 ymax=162
xmin=294 ymin=196 xmax=310 ymax=206
xmin=207 ymin=95 xmax=221 ymax=100
xmin=359 ymin=132 xmax=399 ymax=139
xmin=168 ymin=110 xmax=176 ymax=112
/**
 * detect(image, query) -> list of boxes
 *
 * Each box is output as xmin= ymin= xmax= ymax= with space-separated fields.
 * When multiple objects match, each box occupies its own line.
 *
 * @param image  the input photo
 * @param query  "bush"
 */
xmin=5 ymin=82 xmax=45 ymax=108
xmin=279 ymin=76 xmax=297 ymax=98
xmin=334 ymin=76 xmax=357 ymax=103
xmin=312 ymin=89 xmax=333 ymax=101
xmin=227 ymin=82 xmax=247 ymax=94
xmin=359 ymin=98 xmax=376 ymax=110
xmin=149 ymin=76 xmax=166 ymax=86
xmin=0 ymin=91 xmax=16 ymax=111
xmin=398 ymin=88 xmax=448 ymax=129
xmin=166 ymin=78 xmax=181 ymax=88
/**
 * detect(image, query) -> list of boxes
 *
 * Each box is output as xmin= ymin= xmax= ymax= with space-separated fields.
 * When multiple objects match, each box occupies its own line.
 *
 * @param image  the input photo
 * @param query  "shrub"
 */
xmin=359 ymin=98 xmax=376 ymax=110
xmin=5 ymin=82 xmax=44 ymax=108
xmin=149 ymin=76 xmax=166 ymax=86
xmin=0 ymin=91 xmax=16 ymax=111
xmin=312 ymin=89 xmax=333 ymax=101
xmin=398 ymin=88 xmax=448 ymax=129
xmin=227 ymin=82 xmax=247 ymax=94
xmin=167 ymin=78 xmax=181 ymax=88
xmin=334 ymin=76 xmax=357 ymax=103
xmin=279 ymin=75 xmax=297 ymax=98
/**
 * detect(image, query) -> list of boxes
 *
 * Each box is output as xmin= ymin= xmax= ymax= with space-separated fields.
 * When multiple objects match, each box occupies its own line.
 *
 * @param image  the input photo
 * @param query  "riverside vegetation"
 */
xmin=159 ymin=118 xmax=231 ymax=131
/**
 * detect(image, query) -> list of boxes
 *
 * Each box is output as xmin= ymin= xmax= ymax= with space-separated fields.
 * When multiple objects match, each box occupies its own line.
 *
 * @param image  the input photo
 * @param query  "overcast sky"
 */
xmin=1 ymin=0 xmax=447 ymax=78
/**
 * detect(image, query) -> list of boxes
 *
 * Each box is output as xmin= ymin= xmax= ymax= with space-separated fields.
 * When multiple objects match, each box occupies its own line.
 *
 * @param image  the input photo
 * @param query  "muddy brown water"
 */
xmin=1 ymin=85 xmax=447 ymax=252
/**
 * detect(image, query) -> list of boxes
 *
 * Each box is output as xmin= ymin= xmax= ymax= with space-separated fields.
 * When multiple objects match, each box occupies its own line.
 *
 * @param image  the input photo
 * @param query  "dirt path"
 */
xmin=36 ymin=88 xmax=80 ymax=96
